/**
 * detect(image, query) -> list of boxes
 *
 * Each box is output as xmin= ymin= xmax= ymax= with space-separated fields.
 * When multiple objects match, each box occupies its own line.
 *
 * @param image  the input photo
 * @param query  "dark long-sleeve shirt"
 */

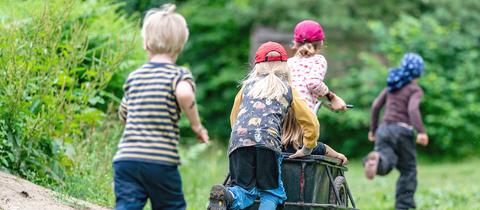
xmin=370 ymin=83 xmax=426 ymax=133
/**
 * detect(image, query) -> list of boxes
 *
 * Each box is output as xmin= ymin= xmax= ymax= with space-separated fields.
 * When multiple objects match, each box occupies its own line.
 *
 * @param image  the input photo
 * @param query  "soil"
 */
xmin=0 ymin=171 xmax=109 ymax=210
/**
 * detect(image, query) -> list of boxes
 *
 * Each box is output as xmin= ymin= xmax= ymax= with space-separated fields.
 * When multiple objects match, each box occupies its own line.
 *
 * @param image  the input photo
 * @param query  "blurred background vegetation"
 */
xmin=0 ymin=0 xmax=479 ymax=209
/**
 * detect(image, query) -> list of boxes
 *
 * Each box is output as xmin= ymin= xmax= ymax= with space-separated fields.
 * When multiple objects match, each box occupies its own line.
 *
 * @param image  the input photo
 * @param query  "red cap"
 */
xmin=293 ymin=20 xmax=325 ymax=43
xmin=255 ymin=42 xmax=288 ymax=64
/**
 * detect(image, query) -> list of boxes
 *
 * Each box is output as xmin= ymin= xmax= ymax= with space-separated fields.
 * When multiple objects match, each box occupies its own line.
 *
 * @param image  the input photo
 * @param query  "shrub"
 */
xmin=320 ymin=13 xmax=480 ymax=157
xmin=0 ymin=0 xmax=142 ymax=185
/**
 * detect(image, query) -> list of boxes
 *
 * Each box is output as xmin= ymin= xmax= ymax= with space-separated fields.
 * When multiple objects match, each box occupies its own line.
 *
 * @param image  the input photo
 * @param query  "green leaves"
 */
xmin=0 ymin=0 xmax=139 ymax=186
xmin=336 ymin=10 xmax=480 ymax=157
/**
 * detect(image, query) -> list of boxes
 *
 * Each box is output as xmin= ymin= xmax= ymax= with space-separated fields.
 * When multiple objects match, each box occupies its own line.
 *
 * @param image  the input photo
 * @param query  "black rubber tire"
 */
xmin=329 ymin=176 xmax=348 ymax=206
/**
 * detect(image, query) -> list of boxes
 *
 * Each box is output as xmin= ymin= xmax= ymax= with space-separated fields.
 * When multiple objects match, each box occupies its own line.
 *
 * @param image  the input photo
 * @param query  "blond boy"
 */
xmin=113 ymin=4 xmax=208 ymax=210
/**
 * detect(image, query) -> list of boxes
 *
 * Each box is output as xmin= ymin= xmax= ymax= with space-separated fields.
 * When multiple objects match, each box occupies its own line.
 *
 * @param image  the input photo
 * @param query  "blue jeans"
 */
xmin=227 ymin=155 xmax=286 ymax=210
xmin=113 ymin=161 xmax=186 ymax=210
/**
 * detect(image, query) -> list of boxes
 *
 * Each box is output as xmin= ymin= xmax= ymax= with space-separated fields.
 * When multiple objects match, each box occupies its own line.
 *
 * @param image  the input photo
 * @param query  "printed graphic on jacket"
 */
xmin=228 ymin=82 xmax=293 ymax=155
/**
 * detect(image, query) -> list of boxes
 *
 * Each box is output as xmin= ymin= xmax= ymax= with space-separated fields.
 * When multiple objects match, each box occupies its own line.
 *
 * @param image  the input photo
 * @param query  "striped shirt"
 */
xmin=113 ymin=62 xmax=194 ymax=165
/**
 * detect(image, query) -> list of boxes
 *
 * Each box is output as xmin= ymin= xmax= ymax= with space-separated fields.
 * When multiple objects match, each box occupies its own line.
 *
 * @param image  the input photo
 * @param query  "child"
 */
xmin=283 ymin=20 xmax=348 ymax=162
xmin=113 ymin=4 xmax=208 ymax=210
xmin=207 ymin=42 xmax=319 ymax=210
xmin=281 ymin=110 xmax=348 ymax=165
xmin=288 ymin=20 xmax=346 ymax=111
xmin=364 ymin=53 xmax=429 ymax=210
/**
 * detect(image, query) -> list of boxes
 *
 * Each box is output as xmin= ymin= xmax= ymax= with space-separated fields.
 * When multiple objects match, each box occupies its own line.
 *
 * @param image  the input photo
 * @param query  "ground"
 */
xmin=180 ymin=145 xmax=480 ymax=210
xmin=3 ymin=144 xmax=478 ymax=210
xmin=0 ymin=172 xmax=108 ymax=210
xmin=345 ymin=158 xmax=480 ymax=210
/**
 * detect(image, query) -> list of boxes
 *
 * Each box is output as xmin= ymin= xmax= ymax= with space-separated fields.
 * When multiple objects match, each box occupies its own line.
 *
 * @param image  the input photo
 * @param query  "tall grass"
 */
xmin=56 ymin=108 xmax=122 ymax=207
xmin=0 ymin=0 xmax=141 ymax=186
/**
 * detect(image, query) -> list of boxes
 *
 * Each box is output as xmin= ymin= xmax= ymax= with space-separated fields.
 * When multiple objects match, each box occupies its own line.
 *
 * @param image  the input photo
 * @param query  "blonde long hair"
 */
xmin=281 ymin=109 xmax=303 ymax=149
xmin=242 ymin=51 xmax=291 ymax=101
xmin=292 ymin=41 xmax=323 ymax=57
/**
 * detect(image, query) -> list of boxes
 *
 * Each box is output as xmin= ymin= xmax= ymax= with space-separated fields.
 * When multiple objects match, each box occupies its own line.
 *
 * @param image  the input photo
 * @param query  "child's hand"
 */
xmin=289 ymin=149 xmax=307 ymax=159
xmin=330 ymin=95 xmax=347 ymax=111
xmin=416 ymin=133 xmax=428 ymax=146
xmin=193 ymin=125 xmax=209 ymax=144
xmin=336 ymin=153 xmax=348 ymax=165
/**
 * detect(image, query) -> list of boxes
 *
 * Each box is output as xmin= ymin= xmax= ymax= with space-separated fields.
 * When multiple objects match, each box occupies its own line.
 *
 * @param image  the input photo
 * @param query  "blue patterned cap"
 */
xmin=387 ymin=53 xmax=424 ymax=92
xmin=401 ymin=53 xmax=424 ymax=78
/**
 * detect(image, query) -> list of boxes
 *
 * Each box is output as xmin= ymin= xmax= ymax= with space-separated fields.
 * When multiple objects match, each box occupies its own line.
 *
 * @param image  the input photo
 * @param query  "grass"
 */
xmin=345 ymin=158 xmax=480 ymax=210
xmin=59 ymin=122 xmax=480 ymax=210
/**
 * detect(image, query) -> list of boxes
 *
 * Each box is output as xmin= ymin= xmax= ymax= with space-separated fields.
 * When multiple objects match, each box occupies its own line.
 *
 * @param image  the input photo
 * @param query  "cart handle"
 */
xmin=314 ymin=101 xmax=354 ymax=114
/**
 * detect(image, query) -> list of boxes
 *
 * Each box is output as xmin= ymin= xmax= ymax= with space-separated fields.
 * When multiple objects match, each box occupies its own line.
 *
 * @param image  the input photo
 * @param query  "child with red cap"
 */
xmin=288 ymin=20 xmax=347 ymax=111
xmin=208 ymin=42 xmax=319 ymax=210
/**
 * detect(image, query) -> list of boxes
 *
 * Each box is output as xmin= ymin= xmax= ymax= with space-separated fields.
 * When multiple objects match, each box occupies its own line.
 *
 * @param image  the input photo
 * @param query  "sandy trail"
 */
xmin=0 ymin=171 xmax=109 ymax=210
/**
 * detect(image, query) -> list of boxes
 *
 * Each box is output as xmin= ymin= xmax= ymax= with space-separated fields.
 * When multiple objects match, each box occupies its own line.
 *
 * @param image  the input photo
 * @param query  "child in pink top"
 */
xmin=288 ymin=20 xmax=346 ymax=111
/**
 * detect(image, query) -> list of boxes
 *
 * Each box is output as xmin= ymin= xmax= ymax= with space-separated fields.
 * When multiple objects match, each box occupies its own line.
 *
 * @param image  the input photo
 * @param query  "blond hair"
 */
xmin=281 ymin=109 xmax=303 ymax=149
xmin=242 ymin=52 xmax=291 ymax=101
xmin=292 ymin=41 xmax=323 ymax=57
xmin=141 ymin=4 xmax=189 ymax=58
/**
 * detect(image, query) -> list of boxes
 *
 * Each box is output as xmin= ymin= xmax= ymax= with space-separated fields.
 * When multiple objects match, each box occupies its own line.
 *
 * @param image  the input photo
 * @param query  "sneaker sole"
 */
xmin=207 ymin=185 xmax=227 ymax=210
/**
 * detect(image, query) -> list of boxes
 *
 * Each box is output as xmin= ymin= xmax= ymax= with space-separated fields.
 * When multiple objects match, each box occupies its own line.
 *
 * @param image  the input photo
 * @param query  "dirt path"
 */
xmin=0 ymin=171 xmax=109 ymax=210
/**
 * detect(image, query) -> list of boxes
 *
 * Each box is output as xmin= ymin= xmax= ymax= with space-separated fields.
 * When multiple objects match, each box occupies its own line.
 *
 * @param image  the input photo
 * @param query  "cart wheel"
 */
xmin=329 ymin=176 xmax=348 ymax=206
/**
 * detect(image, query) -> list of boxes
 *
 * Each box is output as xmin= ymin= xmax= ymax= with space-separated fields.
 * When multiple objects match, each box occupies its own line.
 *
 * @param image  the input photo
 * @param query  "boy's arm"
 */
xmin=230 ymin=88 xmax=243 ymax=127
xmin=175 ymin=80 xmax=209 ymax=143
xmin=118 ymin=82 xmax=129 ymax=123
xmin=290 ymin=89 xmax=319 ymax=155
xmin=407 ymin=89 xmax=425 ymax=133
xmin=370 ymin=88 xmax=387 ymax=133
xmin=118 ymin=97 xmax=128 ymax=123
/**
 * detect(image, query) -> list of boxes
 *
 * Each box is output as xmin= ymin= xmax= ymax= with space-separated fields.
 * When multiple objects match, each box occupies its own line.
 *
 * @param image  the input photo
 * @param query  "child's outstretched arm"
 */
xmin=175 ymin=80 xmax=209 ymax=143
xmin=304 ymin=55 xmax=346 ymax=110
xmin=289 ymin=89 xmax=319 ymax=158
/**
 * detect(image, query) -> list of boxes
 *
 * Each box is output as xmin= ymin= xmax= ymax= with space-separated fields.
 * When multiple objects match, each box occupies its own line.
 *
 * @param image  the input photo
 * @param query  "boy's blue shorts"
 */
xmin=113 ymin=161 xmax=186 ymax=210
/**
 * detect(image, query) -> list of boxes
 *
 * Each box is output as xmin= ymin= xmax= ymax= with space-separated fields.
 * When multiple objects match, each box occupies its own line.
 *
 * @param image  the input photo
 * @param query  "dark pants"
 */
xmin=228 ymin=147 xmax=287 ymax=210
xmin=229 ymin=147 xmax=279 ymax=190
xmin=113 ymin=161 xmax=186 ymax=210
xmin=375 ymin=124 xmax=417 ymax=209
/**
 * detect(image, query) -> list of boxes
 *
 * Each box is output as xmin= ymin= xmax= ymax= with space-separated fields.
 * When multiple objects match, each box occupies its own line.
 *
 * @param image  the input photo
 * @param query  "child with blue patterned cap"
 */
xmin=364 ymin=53 xmax=429 ymax=210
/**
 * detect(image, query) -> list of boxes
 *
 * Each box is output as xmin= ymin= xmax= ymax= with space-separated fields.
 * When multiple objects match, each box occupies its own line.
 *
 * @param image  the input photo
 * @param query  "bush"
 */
xmin=114 ymin=0 xmax=480 ymax=158
xmin=0 ymin=0 xmax=142 ymax=185
xmin=320 ymin=11 xmax=480 ymax=157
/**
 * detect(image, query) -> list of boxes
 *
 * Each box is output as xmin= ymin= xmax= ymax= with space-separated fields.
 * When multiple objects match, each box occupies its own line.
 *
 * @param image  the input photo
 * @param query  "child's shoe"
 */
xmin=207 ymin=184 xmax=233 ymax=210
xmin=364 ymin=151 xmax=379 ymax=180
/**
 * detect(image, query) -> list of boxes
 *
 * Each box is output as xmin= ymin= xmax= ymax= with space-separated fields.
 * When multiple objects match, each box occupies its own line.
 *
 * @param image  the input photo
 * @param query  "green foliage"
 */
xmin=320 ymin=1 xmax=480 ymax=157
xmin=1 ymin=1 xmax=478 ymax=207
xmin=0 ymin=0 xmax=141 ymax=185
xmin=56 ymin=112 xmax=122 ymax=207
xmin=176 ymin=0 xmax=254 ymax=140
xmin=111 ymin=0 xmax=480 ymax=158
